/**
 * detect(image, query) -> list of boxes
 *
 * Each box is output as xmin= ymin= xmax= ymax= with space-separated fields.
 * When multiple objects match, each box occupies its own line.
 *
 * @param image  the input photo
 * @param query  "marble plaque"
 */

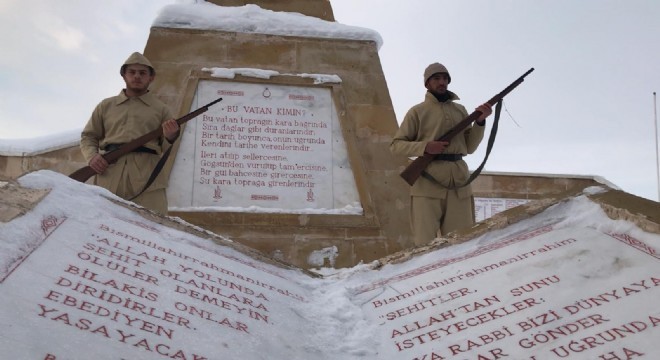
xmin=352 ymin=218 xmax=660 ymax=359
xmin=0 ymin=177 xmax=318 ymax=359
xmin=168 ymin=80 xmax=360 ymax=213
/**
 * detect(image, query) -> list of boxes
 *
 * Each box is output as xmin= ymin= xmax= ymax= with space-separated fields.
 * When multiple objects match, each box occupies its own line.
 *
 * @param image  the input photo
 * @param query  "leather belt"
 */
xmin=434 ymin=154 xmax=463 ymax=161
xmin=103 ymin=143 xmax=158 ymax=155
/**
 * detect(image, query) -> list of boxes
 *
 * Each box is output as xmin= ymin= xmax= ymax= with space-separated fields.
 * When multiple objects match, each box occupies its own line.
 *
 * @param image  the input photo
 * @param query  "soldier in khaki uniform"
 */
xmin=80 ymin=52 xmax=179 ymax=214
xmin=390 ymin=63 xmax=492 ymax=245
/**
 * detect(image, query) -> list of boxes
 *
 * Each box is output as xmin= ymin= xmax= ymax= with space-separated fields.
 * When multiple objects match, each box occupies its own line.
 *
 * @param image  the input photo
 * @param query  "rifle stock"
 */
xmin=69 ymin=97 xmax=223 ymax=183
xmin=399 ymin=68 xmax=534 ymax=186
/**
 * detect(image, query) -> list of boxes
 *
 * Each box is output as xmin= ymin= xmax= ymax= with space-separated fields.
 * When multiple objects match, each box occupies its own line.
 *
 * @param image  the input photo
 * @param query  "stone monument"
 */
xmin=142 ymin=0 xmax=411 ymax=269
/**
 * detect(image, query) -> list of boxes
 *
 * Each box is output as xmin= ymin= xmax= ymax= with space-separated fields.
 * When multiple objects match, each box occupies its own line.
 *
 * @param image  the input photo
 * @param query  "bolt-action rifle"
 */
xmin=69 ymin=97 xmax=223 ymax=183
xmin=399 ymin=68 xmax=534 ymax=186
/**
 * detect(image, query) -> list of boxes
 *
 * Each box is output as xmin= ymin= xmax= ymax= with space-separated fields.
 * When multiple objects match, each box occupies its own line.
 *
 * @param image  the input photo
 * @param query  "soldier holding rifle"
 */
xmin=390 ymin=63 xmax=492 ymax=245
xmin=79 ymin=52 xmax=179 ymax=214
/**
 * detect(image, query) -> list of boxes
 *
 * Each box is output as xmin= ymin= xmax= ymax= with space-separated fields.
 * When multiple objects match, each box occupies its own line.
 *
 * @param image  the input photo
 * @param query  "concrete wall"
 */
xmin=472 ymin=171 xmax=605 ymax=199
xmin=0 ymin=147 xmax=87 ymax=183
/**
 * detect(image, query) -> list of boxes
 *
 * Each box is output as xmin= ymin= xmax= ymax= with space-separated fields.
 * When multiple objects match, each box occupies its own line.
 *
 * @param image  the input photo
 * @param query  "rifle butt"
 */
xmin=399 ymin=155 xmax=434 ymax=186
xmin=399 ymin=168 xmax=419 ymax=186
xmin=69 ymin=166 xmax=97 ymax=183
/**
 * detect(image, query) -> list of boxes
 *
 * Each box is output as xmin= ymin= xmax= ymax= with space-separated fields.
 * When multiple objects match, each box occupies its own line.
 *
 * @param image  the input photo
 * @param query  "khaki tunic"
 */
xmin=80 ymin=90 xmax=174 ymax=213
xmin=390 ymin=91 xmax=485 ymax=243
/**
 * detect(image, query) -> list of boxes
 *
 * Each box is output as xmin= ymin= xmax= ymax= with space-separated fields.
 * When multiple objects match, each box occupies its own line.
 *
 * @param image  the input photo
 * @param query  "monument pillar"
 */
xmin=144 ymin=0 xmax=412 ymax=268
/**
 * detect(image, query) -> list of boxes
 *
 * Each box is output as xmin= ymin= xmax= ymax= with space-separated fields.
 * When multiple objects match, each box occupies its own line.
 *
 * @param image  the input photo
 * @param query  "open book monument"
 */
xmin=1 ymin=170 xmax=658 ymax=359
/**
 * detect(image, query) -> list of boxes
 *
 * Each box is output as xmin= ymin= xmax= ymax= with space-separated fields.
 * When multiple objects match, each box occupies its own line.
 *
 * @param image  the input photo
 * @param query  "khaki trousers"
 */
xmin=115 ymin=180 xmax=168 ymax=215
xmin=410 ymin=193 xmax=474 ymax=246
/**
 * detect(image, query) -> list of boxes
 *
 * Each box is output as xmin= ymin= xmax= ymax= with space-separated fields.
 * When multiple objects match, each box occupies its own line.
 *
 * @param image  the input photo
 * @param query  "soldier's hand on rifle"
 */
xmin=163 ymin=119 xmax=180 ymax=143
xmin=89 ymin=154 xmax=109 ymax=174
xmin=475 ymin=103 xmax=493 ymax=125
xmin=425 ymin=140 xmax=450 ymax=155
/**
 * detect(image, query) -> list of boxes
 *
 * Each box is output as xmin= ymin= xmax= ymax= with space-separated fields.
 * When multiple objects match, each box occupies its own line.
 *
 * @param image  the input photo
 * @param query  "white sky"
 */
xmin=1 ymin=0 xmax=659 ymax=202
xmin=1 ymin=170 xmax=658 ymax=358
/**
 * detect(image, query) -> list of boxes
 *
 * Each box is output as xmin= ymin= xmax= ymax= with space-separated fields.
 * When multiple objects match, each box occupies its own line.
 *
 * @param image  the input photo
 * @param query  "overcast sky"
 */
xmin=1 ymin=0 xmax=659 ymax=202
